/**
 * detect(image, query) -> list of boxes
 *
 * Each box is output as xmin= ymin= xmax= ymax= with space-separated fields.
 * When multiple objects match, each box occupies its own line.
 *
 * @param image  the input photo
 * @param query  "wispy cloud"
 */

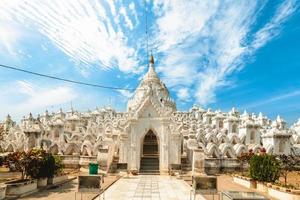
xmin=251 ymin=0 xmax=298 ymax=50
xmin=153 ymin=0 xmax=298 ymax=106
xmin=0 ymin=22 xmax=22 ymax=56
xmin=177 ymin=87 xmax=191 ymax=102
xmin=118 ymin=88 xmax=134 ymax=99
xmin=0 ymin=80 xmax=77 ymax=118
xmin=246 ymin=89 xmax=300 ymax=109
xmin=120 ymin=6 xmax=134 ymax=30
xmin=0 ymin=0 xmax=298 ymax=111
xmin=0 ymin=0 xmax=140 ymax=74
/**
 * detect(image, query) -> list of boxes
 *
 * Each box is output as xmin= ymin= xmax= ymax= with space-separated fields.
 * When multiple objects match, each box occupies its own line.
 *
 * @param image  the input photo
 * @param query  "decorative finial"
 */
xmin=149 ymin=53 xmax=154 ymax=64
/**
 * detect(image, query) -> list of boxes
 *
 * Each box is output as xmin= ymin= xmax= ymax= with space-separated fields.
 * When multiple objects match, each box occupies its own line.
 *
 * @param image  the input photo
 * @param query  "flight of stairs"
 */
xmin=108 ymin=155 xmax=119 ymax=173
xmin=181 ymin=156 xmax=192 ymax=172
xmin=180 ymin=156 xmax=192 ymax=185
xmin=140 ymin=130 xmax=160 ymax=174
xmin=140 ymin=157 xmax=159 ymax=174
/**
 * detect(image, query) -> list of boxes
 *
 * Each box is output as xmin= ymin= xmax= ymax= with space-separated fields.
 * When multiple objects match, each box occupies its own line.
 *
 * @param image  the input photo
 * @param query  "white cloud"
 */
xmin=0 ymin=80 xmax=77 ymax=119
xmin=246 ymin=89 xmax=300 ymax=109
xmin=129 ymin=2 xmax=139 ymax=25
xmin=154 ymin=0 xmax=219 ymax=50
xmin=0 ymin=0 xmax=140 ymax=74
xmin=177 ymin=88 xmax=190 ymax=101
xmin=118 ymin=89 xmax=134 ymax=99
xmin=153 ymin=0 xmax=298 ymax=106
xmin=120 ymin=6 xmax=134 ymax=30
xmin=251 ymin=0 xmax=298 ymax=50
xmin=0 ymin=22 xmax=21 ymax=56
xmin=0 ymin=0 xmax=298 ymax=109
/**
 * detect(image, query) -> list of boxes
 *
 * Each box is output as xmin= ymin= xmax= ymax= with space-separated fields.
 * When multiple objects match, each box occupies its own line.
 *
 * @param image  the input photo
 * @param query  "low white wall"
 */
xmin=233 ymin=176 xmax=256 ymax=189
xmin=79 ymin=156 xmax=97 ymax=167
xmin=48 ymin=175 xmax=68 ymax=185
xmin=5 ymin=179 xmax=37 ymax=196
xmin=268 ymin=188 xmax=300 ymax=200
xmin=60 ymin=155 xmax=80 ymax=168
xmin=0 ymin=185 xmax=6 ymax=200
xmin=257 ymin=182 xmax=268 ymax=193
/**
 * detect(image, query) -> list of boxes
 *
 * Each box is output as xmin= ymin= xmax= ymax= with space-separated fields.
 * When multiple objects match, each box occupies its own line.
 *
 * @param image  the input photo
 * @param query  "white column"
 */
xmin=160 ymin=122 xmax=169 ymax=173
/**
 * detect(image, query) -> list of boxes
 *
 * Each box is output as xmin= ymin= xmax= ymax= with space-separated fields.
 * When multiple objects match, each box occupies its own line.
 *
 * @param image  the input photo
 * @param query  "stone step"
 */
xmin=139 ymin=171 xmax=160 ymax=175
xmin=140 ymin=157 xmax=159 ymax=174
xmin=141 ymin=164 xmax=159 ymax=167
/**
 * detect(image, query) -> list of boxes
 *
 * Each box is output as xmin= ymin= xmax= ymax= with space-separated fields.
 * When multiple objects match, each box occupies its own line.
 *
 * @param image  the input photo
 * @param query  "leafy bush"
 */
xmin=53 ymin=155 xmax=64 ymax=175
xmin=237 ymin=150 xmax=255 ymax=176
xmin=3 ymin=151 xmax=27 ymax=179
xmin=249 ymin=154 xmax=280 ymax=182
xmin=3 ymin=149 xmax=60 ymax=179
xmin=0 ymin=156 xmax=3 ymax=166
xmin=38 ymin=154 xmax=56 ymax=178
xmin=25 ymin=149 xmax=60 ymax=179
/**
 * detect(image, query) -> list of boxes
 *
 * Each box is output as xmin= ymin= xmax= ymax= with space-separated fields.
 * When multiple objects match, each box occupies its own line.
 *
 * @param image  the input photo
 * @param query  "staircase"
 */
xmin=140 ymin=157 xmax=159 ymax=174
xmin=181 ymin=156 xmax=192 ymax=172
xmin=140 ymin=130 xmax=160 ymax=174
xmin=108 ymin=155 xmax=119 ymax=173
xmin=180 ymin=156 xmax=192 ymax=185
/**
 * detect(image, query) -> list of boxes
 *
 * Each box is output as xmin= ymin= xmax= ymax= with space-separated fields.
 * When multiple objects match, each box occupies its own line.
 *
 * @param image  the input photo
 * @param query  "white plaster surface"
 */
xmin=100 ymin=175 xmax=205 ymax=200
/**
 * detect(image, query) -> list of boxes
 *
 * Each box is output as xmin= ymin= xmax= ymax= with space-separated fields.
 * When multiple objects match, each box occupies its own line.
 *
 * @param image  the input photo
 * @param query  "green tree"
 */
xmin=249 ymin=154 xmax=280 ymax=182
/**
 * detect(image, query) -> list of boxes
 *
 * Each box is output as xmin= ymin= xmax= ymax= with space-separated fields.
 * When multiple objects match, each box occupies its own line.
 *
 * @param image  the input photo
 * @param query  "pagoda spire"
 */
xmin=149 ymin=53 xmax=154 ymax=64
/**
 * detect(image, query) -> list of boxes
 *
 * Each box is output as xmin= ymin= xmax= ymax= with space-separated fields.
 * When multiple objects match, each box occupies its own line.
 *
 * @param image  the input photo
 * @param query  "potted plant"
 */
xmin=47 ymin=155 xmax=67 ymax=185
xmin=25 ymin=149 xmax=55 ymax=188
xmin=37 ymin=153 xmax=55 ymax=187
xmin=3 ymin=151 xmax=38 ymax=196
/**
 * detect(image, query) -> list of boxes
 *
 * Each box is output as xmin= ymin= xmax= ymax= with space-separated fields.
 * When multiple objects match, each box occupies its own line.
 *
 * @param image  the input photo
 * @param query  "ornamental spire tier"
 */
xmin=127 ymin=54 xmax=176 ymax=116
xmin=143 ymin=53 xmax=159 ymax=82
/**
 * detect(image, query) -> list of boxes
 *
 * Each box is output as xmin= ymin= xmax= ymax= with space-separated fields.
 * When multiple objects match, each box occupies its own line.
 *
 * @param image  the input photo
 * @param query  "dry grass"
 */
xmin=278 ymin=171 xmax=300 ymax=189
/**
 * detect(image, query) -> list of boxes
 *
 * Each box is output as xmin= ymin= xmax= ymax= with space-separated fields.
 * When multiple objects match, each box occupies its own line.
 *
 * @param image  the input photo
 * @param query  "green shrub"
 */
xmin=249 ymin=154 xmax=280 ymax=182
xmin=23 ymin=149 xmax=46 ymax=179
xmin=53 ymin=155 xmax=64 ymax=175
xmin=3 ymin=150 xmax=63 ymax=179
xmin=3 ymin=151 xmax=27 ymax=179
xmin=0 ymin=156 xmax=3 ymax=166
xmin=38 ymin=154 xmax=56 ymax=178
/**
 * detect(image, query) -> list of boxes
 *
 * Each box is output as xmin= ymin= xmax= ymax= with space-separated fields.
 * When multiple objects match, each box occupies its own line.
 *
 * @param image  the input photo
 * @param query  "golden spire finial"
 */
xmin=149 ymin=53 xmax=154 ymax=64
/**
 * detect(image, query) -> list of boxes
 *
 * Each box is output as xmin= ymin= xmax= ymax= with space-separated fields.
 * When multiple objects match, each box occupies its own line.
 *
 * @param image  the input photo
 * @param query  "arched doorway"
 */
xmin=140 ymin=130 xmax=159 ymax=173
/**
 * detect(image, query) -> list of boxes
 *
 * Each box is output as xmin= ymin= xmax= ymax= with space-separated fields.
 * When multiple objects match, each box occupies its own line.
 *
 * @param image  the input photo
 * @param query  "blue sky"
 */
xmin=0 ymin=0 xmax=299 ymax=124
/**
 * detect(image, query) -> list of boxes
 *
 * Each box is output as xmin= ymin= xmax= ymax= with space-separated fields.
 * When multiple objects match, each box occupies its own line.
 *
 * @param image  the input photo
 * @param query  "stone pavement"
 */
xmin=201 ymin=175 xmax=274 ymax=200
xmin=18 ymin=174 xmax=275 ymax=200
xmin=20 ymin=175 xmax=119 ymax=200
xmin=98 ymin=175 xmax=204 ymax=200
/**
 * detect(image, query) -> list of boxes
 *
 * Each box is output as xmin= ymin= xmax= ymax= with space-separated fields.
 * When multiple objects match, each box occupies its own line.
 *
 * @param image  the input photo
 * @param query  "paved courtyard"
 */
xmin=99 ymin=175 xmax=204 ymax=200
xmin=19 ymin=174 xmax=274 ymax=200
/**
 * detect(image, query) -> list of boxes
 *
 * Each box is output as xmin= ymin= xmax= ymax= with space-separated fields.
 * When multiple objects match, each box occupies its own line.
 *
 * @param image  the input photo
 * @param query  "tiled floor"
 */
xmin=100 ymin=175 xmax=205 ymax=200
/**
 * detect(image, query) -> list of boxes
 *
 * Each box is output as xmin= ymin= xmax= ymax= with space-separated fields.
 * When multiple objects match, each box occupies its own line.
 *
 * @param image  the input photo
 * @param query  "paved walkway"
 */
xmin=21 ymin=175 xmax=119 ymax=200
xmin=19 ymin=174 xmax=274 ymax=200
xmin=99 ymin=175 xmax=202 ymax=200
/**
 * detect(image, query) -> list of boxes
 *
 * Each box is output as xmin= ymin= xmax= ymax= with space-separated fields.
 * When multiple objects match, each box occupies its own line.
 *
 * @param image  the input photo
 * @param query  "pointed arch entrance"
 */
xmin=140 ymin=130 xmax=159 ymax=173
